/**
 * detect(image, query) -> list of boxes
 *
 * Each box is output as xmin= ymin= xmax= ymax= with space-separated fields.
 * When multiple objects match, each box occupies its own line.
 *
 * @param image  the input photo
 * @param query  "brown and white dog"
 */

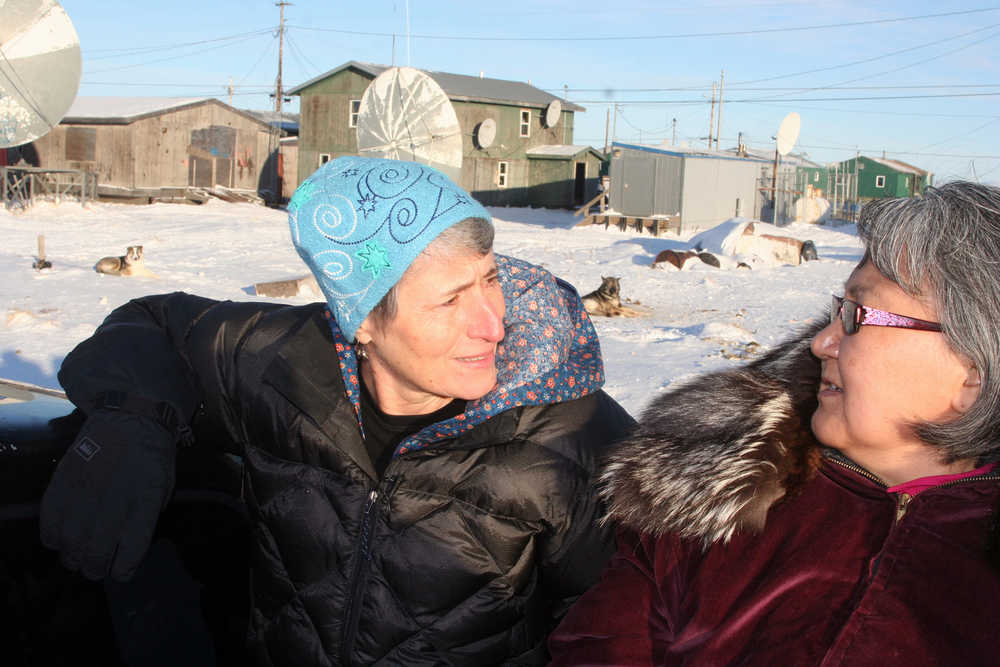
xmin=94 ymin=246 xmax=157 ymax=278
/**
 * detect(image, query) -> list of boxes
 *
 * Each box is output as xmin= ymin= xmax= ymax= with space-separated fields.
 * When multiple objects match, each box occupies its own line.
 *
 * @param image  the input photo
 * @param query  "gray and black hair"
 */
xmin=368 ymin=216 xmax=495 ymax=323
xmin=858 ymin=180 xmax=1000 ymax=463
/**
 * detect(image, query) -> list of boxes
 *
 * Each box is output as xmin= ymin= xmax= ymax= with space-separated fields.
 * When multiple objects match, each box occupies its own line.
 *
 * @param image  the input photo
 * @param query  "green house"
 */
xmin=287 ymin=61 xmax=603 ymax=208
xmin=833 ymin=155 xmax=932 ymax=200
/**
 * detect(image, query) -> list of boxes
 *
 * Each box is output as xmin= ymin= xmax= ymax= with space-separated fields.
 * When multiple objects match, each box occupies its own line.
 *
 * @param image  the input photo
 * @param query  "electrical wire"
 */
xmin=85 ymin=33 xmax=270 ymax=75
xmin=286 ymin=7 xmax=1000 ymax=42
xmin=84 ymin=28 xmax=274 ymax=59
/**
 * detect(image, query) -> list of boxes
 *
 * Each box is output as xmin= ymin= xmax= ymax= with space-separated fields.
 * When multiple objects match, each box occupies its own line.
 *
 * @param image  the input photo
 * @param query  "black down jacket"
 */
xmin=56 ymin=256 xmax=635 ymax=666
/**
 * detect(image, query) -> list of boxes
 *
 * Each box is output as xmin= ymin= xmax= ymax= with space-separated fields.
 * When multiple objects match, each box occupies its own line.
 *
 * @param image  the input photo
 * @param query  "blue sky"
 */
xmin=60 ymin=1 xmax=1000 ymax=185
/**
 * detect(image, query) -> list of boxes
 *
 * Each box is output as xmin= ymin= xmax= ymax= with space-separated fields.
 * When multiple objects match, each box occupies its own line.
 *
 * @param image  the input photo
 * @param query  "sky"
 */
xmin=0 ymin=198 xmax=861 ymax=418
xmin=50 ymin=0 xmax=1000 ymax=187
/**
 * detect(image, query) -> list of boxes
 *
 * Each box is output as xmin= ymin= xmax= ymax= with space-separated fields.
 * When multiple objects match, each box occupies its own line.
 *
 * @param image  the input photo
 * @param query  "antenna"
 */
xmin=543 ymin=99 xmax=561 ymax=128
xmin=770 ymin=112 xmax=802 ymax=224
xmin=0 ymin=0 xmax=81 ymax=148
xmin=775 ymin=111 xmax=801 ymax=156
xmin=356 ymin=66 xmax=463 ymax=183
xmin=474 ymin=118 xmax=496 ymax=149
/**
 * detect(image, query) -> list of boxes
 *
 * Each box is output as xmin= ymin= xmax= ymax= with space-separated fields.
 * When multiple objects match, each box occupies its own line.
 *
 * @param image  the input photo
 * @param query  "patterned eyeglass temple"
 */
xmin=832 ymin=295 xmax=942 ymax=335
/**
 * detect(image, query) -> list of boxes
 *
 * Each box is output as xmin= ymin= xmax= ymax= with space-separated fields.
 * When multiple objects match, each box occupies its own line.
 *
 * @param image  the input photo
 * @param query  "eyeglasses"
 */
xmin=831 ymin=295 xmax=942 ymax=336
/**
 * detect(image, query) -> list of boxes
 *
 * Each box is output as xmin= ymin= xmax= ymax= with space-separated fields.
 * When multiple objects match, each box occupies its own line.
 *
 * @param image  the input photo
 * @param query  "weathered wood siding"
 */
xmin=29 ymin=100 xmax=273 ymax=193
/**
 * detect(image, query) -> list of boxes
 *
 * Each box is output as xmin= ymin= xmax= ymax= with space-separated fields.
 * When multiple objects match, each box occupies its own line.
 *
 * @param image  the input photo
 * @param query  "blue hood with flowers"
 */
xmin=325 ymin=254 xmax=606 ymax=457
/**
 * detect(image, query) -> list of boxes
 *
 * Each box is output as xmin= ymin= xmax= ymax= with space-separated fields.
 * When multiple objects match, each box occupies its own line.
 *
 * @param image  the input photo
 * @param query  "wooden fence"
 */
xmin=1 ymin=167 xmax=99 ymax=210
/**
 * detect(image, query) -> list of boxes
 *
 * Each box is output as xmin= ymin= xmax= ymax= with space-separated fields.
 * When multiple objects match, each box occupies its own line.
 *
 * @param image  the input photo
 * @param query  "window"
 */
xmin=813 ymin=172 xmax=819 ymax=182
xmin=349 ymin=99 xmax=361 ymax=128
xmin=519 ymin=109 xmax=531 ymax=138
xmin=497 ymin=161 xmax=509 ymax=188
xmin=65 ymin=127 xmax=96 ymax=162
xmin=875 ymin=174 xmax=886 ymax=188
xmin=319 ymin=153 xmax=331 ymax=166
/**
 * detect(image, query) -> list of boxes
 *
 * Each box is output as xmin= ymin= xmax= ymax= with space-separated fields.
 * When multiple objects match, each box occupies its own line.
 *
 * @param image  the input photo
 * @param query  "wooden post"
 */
xmin=37 ymin=235 xmax=45 ymax=261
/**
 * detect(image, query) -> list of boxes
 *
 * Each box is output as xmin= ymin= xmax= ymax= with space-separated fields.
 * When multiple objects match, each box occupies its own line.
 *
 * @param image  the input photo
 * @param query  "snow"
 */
xmin=0 ymin=199 xmax=864 ymax=418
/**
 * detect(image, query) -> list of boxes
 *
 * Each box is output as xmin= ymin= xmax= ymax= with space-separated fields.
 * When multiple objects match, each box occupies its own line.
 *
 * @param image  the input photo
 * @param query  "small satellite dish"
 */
xmin=544 ymin=100 xmax=561 ymax=128
xmin=0 ymin=0 xmax=82 ymax=148
xmin=474 ymin=118 xmax=496 ymax=149
xmin=356 ymin=66 xmax=463 ymax=183
xmin=775 ymin=112 xmax=801 ymax=156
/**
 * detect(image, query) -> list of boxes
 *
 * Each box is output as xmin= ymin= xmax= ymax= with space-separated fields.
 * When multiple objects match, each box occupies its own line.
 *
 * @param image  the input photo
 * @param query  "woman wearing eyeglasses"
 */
xmin=548 ymin=181 xmax=1000 ymax=666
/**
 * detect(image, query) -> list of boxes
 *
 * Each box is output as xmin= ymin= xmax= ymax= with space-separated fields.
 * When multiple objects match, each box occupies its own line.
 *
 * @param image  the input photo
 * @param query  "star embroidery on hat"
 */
xmin=356 ymin=240 xmax=391 ymax=278
xmin=357 ymin=192 xmax=378 ymax=216
xmin=342 ymin=168 xmax=359 ymax=177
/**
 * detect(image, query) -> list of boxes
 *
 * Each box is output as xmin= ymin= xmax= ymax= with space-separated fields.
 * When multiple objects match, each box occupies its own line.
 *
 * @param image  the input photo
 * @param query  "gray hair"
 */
xmin=368 ymin=216 xmax=495 ymax=323
xmin=858 ymin=180 xmax=1000 ymax=463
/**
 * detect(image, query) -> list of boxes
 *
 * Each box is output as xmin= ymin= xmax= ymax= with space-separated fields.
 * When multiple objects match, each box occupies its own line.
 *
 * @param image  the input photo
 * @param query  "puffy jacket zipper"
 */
xmin=341 ymin=488 xmax=379 ymax=665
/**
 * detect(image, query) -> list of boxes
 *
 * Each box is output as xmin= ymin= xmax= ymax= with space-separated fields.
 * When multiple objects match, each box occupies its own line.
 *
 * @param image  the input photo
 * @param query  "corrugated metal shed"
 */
xmin=288 ymin=60 xmax=582 ymax=111
xmin=609 ymin=142 xmax=768 ymax=231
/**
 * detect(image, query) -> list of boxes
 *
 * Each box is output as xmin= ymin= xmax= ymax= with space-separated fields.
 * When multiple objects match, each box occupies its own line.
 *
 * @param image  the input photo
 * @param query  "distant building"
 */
xmin=28 ymin=97 xmax=282 ymax=200
xmin=608 ymin=142 xmax=770 ymax=231
xmin=832 ymin=155 xmax=932 ymax=200
xmin=287 ymin=61 xmax=601 ymax=208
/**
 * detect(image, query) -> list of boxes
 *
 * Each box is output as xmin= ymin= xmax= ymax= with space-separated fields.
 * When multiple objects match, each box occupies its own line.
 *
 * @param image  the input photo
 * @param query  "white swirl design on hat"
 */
xmin=311 ymin=194 xmax=359 ymax=242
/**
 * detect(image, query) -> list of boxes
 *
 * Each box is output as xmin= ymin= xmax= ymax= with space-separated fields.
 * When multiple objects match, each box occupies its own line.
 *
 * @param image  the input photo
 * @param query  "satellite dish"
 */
xmin=544 ymin=100 xmax=561 ymax=128
xmin=356 ymin=66 xmax=463 ymax=183
xmin=0 ymin=0 xmax=81 ymax=148
xmin=775 ymin=112 xmax=801 ymax=156
xmin=474 ymin=118 xmax=496 ymax=149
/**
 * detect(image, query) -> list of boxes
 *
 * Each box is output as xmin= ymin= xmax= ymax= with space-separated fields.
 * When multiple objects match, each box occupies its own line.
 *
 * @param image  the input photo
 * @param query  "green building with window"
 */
xmin=287 ymin=61 xmax=604 ymax=208
xmin=832 ymin=155 xmax=932 ymax=200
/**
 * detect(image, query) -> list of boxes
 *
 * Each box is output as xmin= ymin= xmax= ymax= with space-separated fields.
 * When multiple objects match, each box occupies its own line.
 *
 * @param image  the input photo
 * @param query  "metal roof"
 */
xmin=867 ymin=156 xmax=926 ymax=176
xmin=287 ymin=60 xmax=584 ymax=112
xmin=526 ymin=144 xmax=601 ymax=159
xmin=61 ymin=96 xmax=271 ymax=128
xmin=613 ymin=141 xmax=770 ymax=164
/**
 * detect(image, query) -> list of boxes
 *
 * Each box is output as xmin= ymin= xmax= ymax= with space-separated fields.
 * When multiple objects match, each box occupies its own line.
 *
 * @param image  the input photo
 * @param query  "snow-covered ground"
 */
xmin=0 ymin=199 xmax=863 ymax=418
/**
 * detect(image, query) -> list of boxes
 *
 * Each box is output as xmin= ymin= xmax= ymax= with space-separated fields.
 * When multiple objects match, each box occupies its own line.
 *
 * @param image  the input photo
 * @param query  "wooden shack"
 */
xmin=28 ymin=97 xmax=281 ymax=201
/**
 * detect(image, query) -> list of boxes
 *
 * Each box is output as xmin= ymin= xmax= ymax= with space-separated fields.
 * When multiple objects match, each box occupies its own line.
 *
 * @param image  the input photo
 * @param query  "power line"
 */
xmin=569 ymin=92 xmax=1000 ymax=104
xmin=84 ymin=33 xmax=269 ymax=74
xmin=286 ymin=7 xmax=1000 ymax=42
xmin=83 ymin=28 xmax=274 ymax=59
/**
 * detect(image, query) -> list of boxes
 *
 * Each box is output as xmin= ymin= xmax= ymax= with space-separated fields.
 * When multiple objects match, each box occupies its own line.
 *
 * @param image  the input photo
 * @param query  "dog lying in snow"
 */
xmin=94 ymin=246 xmax=158 ymax=278
xmin=581 ymin=276 xmax=645 ymax=318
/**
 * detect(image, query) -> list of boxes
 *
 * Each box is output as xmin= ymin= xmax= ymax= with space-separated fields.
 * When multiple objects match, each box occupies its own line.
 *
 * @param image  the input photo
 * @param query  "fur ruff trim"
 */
xmin=601 ymin=320 xmax=825 ymax=545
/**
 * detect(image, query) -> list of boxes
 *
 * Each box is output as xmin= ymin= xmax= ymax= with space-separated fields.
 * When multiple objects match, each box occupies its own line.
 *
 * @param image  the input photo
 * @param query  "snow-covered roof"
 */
xmin=526 ymin=144 xmax=601 ymax=158
xmin=288 ymin=60 xmax=584 ymax=112
xmin=61 ymin=97 xmax=270 ymax=128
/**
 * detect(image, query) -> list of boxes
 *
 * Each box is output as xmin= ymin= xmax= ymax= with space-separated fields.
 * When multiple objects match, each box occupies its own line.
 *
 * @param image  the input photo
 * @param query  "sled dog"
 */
xmin=581 ymin=276 xmax=643 ymax=318
xmin=94 ymin=246 xmax=157 ymax=278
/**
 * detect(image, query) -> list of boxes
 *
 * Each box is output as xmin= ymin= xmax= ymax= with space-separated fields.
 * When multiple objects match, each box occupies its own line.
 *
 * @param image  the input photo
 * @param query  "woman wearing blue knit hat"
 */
xmin=39 ymin=157 xmax=634 ymax=665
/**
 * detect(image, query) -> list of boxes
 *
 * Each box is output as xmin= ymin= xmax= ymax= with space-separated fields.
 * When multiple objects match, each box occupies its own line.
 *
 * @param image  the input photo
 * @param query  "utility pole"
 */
xmin=708 ymin=82 xmax=717 ymax=149
xmin=612 ymin=104 xmax=619 ymax=147
xmin=671 ymin=117 xmax=677 ymax=146
xmin=228 ymin=77 xmax=234 ymax=106
xmin=604 ymin=108 xmax=611 ymax=153
xmin=273 ymin=1 xmax=291 ymax=204
xmin=715 ymin=68 xmax=725 ymax=150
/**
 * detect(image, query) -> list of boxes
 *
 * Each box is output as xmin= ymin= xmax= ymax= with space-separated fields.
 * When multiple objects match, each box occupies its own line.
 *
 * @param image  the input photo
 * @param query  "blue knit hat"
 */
xmin=287 ymin=156 xmax=492 ymax=340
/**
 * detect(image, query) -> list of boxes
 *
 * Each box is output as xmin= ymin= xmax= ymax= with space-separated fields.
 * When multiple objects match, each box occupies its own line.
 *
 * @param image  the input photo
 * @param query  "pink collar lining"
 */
xmin=886 ymin=462 xmax=998 ymax=497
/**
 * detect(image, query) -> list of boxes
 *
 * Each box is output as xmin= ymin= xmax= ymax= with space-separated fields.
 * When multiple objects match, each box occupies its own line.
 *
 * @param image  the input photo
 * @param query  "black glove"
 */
xmin=40 ymin=408 xmax=177 ymax=581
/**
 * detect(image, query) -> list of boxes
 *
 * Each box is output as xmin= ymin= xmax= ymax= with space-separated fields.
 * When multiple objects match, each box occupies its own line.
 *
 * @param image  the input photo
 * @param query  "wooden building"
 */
xmin=28 ymin=97 xmax=281 ymax=200
xmin=287 ymin=61 xmax=601 ymax=208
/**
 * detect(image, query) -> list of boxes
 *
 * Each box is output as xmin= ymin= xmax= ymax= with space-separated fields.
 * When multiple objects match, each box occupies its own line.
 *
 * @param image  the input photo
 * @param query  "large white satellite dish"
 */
xmin=775 ymin=112 xmax=801 ymax=156
xmin=544 ymin=100 xmax=561 ymax=128
xmin=0 ymin=0 xmax=81 ymax=148
xmin=356 ymin=66 xmax=463 ymax=183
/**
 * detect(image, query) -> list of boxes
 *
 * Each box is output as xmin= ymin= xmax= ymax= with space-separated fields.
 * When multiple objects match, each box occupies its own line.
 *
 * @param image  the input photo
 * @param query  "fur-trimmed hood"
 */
xmin=601 ymin=321 xmax=825 ymax=545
